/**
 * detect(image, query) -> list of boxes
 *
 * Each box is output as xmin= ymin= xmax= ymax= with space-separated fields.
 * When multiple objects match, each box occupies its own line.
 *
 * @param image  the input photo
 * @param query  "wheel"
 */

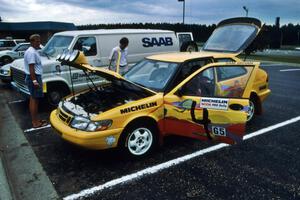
xmin=119 ymin=122 xmax=158 ymax=158
xmin=247 ymin=98 xmax=256 ymax=122
xmin=1 ymin=56 xmax=13 ymax=65
xmin=180 ymin=41 xmax=198 ymax=52
xmin=47 ymin=85 xmax=69 ymax=106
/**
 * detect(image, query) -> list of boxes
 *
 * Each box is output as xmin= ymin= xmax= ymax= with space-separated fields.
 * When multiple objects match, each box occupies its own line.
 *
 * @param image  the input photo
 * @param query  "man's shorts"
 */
xmin=109 ymin=65 xmax=128 ymax=75
xmin=25 ymin=74 xmax=44 ymax=98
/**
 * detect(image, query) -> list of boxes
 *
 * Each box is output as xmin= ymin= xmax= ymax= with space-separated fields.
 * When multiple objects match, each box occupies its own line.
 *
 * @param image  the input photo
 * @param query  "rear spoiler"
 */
xmin=218 ymin=17 xmax=262 ymax=28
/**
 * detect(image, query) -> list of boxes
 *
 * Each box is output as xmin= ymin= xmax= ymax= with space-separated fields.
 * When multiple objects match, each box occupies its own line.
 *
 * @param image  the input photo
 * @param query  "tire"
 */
xmin=1 ymin=56 xmax=13 ymax=65
xmin=47 ymin=85 xmax=69 ymax=106
xmin=247 ymin=97 xmax=256 ymax=122
xmin=180 ymin=41 xmax=198 ymax=52
xmin=119 ymin=121 xmax=158 ymax=158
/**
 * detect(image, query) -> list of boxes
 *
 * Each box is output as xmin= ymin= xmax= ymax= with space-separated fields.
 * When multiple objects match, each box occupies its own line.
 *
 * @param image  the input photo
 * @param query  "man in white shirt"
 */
xmin=109 ymin=37 xmax=129 ymax=75
xmin=24 ymin=34 xmax=47 ymax=128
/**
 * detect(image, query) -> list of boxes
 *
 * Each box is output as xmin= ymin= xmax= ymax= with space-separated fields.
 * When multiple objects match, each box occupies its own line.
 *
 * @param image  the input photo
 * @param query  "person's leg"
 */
xmin=120 ymin=65 xmax=128 ymax=75
xmin=29 ymin=96 xmax=39 ymax=126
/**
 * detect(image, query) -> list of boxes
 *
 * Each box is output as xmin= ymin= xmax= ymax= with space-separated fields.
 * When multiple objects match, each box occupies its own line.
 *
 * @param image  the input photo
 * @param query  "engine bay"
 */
xmin=69 ymin=82 xmax=152 ymax=114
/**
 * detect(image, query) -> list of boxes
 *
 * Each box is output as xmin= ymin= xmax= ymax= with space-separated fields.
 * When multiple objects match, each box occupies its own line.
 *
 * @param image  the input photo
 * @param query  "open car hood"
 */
xmin=61 ymin=60 xmax=155 ymax=94
xmin=73 ymin=63 xmax=124 ymax=81
xmin=201 ymin=17 xmax=263 ymax=55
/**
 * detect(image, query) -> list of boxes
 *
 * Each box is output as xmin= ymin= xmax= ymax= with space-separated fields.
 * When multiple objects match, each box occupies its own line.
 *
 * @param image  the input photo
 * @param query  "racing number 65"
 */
xmin=212 ymin=126 xmax=226 ymax=136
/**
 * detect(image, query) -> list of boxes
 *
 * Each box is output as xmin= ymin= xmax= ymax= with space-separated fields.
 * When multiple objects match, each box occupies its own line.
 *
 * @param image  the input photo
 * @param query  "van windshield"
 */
xmin=42 ymin=35 xmax=73 ymax=57
xmin=124 ymin=59 xmax=179 ymax=92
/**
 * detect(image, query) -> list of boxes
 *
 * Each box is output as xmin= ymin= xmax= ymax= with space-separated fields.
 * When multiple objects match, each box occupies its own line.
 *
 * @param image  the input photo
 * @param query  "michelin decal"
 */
xmin=200 ymin=98 xmax=229 ymax=110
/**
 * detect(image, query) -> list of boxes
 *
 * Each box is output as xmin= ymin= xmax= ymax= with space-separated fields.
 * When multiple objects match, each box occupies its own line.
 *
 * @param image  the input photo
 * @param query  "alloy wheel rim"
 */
xmin=247 ymin=101 xmax=255 ymax=121
xmin=127 ymin=127 xmax=153 ymax=155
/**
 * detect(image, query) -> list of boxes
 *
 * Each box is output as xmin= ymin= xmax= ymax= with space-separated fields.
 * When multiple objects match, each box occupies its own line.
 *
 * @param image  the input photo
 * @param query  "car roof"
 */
xmin=16 ymin=42 xmax=30 ymax=45
xmin=146 ymin=51 xmax=235 ymax=63
xmin=55 ymin=29 xmax=174 ymax=37
xmin=0 ymin=39 xmax=25 ymax=41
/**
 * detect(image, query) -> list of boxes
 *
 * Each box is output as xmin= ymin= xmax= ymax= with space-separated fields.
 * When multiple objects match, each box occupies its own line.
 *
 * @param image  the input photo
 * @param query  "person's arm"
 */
xmin=109 ymin=48 xmax=116 ymax=62
xmin=108 ymin=48 xmax=116 ymax=70
xmin=125 ymin=49 xmax=128 ymax=66
xmin=29 ymin=63 xmax=39 ymax=88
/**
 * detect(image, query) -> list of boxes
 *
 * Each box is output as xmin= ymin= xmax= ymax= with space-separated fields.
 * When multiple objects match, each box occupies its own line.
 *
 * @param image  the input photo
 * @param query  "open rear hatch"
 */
xmin=202 ymin=17 xmax=263 ymax=55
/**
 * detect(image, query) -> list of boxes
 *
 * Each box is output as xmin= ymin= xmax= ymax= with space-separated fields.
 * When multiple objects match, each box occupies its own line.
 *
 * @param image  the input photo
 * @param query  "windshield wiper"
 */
xmin=132 ymin=81 xmax=145 ymax=88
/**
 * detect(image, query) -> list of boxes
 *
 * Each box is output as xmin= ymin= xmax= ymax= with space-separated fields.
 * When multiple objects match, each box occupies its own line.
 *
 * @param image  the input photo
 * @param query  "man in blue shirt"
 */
xmin=24 ymin=34 xmax=47 ymax=128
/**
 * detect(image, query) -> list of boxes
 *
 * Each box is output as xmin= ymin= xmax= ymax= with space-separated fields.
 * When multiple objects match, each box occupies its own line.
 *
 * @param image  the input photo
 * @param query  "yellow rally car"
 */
xmin=50 ymin=17 xmax=270 ymax=158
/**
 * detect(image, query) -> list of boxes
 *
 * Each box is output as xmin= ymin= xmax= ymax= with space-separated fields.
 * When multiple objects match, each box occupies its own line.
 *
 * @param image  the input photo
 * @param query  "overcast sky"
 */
xmin=0 ymin=0 xmax=299 ymax=26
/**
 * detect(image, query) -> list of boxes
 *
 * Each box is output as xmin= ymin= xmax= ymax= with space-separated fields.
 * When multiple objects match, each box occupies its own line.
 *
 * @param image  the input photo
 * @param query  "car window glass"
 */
xmin=42 ymin=35 xmax=73 ymax=57
xmin=0 ymin=41 xmax=14 ymax=47
xmin=181 ymin=67 xmax=215 ymax=97
xmin=217 ymin=66 xmax=247 ymax=81
xmin=180 ymin=65 xmax=254 ymax=98
xmin=203 ymin=24 xmax=257 ymax=53
xmin=215 ymin=66 xmax=254 ymax=98
xmin=125 ymin=59 xmax=179 ymax=91
xmin=6 ymin=41 xmax=15 ymax=47
xmin=178 ymin=33 xmax=192 ymax=46
xmin=171 ymin=59 xmax=212 ymax=90
xmin=16 ymin=44 xmax=30 ymax=51
xmin=73 ymin=37 xmax=97 ymax=56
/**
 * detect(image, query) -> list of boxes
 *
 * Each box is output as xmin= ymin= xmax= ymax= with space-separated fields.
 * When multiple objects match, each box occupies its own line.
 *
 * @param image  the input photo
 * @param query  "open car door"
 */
xmin=162 ymin=62 xmax=259 ymax=144
xmin=202 ymin=17 xmax=263 ymax=56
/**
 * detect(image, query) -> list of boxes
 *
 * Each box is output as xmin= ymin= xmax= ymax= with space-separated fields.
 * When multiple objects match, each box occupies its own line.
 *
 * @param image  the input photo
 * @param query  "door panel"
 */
xmin=162 ymin=62 xmax=258 ymax=144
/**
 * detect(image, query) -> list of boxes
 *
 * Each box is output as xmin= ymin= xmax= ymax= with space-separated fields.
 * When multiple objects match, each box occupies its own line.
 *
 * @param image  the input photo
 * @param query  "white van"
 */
xmin=11 ymin=29 xmax=197 ymax=105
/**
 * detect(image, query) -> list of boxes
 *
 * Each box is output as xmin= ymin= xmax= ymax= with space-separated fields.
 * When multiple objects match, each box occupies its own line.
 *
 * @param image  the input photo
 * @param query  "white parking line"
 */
xmin=8 ymin=99 xmax=26 ymax=104
xmin=279 ymin=69 xmax=300 ymax=72
xmin=24 ymin=124 xmax=51 ymax=133
xmin=63 ymin=116 xmax=300 ymax=200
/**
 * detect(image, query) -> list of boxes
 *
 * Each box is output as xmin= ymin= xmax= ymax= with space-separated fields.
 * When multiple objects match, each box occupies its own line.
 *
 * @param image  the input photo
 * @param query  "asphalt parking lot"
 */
xmin=1 ymin=63 xmax=300 ymax=200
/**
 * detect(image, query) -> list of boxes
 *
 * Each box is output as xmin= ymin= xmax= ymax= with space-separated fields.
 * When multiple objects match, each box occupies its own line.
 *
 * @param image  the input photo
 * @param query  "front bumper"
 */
xmin=50 ymin=110 xmax=122 ymax=150
xmin=11 ymin=81 xmax=30 ymax=97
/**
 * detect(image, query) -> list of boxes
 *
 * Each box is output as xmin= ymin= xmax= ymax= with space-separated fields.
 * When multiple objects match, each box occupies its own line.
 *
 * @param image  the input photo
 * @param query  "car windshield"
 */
xmin=11 ymin=44 xmax=21 ymax=51
xmin=12 ymin=43 xmax=30 ymax=51
xmin=124 ymin=59 xmax=179 ymax=92
xmin=42 ymin=35 xmax=73 ymax=57
xmin=202 ymin=24 xmax=257 ymax=53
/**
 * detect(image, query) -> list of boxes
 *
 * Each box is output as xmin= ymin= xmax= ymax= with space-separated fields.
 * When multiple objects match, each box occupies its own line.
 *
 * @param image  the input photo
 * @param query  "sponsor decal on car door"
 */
xmin=162 ymin=62 xmax=258 ymax=144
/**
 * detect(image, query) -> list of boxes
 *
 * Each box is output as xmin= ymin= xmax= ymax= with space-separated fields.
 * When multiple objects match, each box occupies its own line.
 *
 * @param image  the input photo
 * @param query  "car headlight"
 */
xmin=0 ymin=69 xmax=10 ymax=76
xmin=70 ymin=116 xmax=112 ymax=132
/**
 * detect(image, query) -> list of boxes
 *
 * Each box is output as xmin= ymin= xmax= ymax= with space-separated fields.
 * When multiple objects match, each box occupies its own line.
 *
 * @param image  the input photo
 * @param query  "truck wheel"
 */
xmin=180 ymin=41 xmax=198 ymax=52
xmin=47 ymin=85 xmax=69 ymax=106
xmin=119 ymin=121 xmax=158 ymax=158
xmin=1 ymin=56 xmax=13 ymax=65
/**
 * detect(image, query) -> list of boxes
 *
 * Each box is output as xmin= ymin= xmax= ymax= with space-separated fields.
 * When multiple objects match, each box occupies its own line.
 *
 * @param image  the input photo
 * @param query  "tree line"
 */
xmin=78 ymin=23 xmax=300 ymax=50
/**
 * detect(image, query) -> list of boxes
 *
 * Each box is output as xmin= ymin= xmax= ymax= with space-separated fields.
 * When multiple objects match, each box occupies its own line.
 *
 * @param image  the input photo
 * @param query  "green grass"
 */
xmin=280 ymin=45 xmax=299 ymax=50
xmin=238 ymin=54 xmax=300 ymax=64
